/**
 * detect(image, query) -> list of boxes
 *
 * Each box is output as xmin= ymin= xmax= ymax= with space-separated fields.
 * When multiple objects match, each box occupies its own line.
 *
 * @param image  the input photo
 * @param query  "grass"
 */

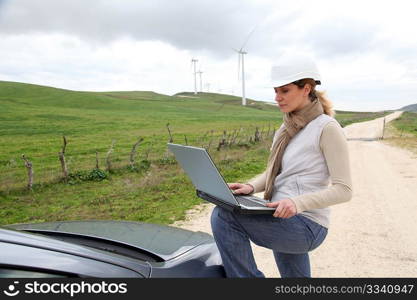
xmin=0 ymin=80 xmax=392 ymax=226
xmin=334 ymin=110 xmax=392 ymax=127
xmin=382 ymin=111 xmax=417 ymax=154
xmin=390 ymin=111 xmax=417 ymax=137
xmin=0 ymin=81 xmax=280 ymax=189
xmin=0 ymin=141 xmax=270 ymax=225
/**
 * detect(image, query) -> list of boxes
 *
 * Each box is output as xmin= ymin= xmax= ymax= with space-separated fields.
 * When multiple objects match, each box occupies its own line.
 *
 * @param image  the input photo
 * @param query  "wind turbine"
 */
xmin=234 ymin=48 xmax=247 ymax=105
xmin=191 ymin=58 xmax=198 ymax=94
xmin=196 ymin=69 xmax=203 ymax=92
xmin=234 ymin=25 xmax=258 ymax=106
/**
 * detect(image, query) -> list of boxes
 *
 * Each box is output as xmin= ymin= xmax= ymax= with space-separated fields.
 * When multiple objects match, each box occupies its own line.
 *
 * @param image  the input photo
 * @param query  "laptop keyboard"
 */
xmin=235 ymin=195 xmax=268 ymax=208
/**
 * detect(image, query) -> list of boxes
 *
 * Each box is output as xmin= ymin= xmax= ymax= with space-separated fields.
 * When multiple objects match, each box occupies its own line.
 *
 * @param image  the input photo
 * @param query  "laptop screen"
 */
xmin=167 ymin=143 xmax=239 ymax=205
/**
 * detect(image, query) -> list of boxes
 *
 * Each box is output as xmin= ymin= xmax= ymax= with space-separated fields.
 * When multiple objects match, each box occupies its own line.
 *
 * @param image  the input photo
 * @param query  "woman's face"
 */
xmin=274 ymin=83 xmax=311 ymax=113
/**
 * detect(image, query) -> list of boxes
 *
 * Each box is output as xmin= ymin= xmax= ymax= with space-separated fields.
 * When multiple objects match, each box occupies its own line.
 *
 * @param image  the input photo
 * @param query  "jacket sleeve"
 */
xmin=246 ymin=171 xmax=267 ymax=194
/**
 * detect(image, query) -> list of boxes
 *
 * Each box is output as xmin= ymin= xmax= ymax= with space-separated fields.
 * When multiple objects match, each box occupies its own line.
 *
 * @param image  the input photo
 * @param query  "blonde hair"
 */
xmin=293 ymin=79 xmax=335 ymax=117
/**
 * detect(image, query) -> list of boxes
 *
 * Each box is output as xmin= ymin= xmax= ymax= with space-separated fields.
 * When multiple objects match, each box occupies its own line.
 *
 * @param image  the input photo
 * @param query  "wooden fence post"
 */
xmin=254 ymin=127 xmax=260 ymax=142
xmin=382 ymin=117 xmax=386 ymax=140
xmin=166 ymin=123 xmax=173 ymax=143
xmin=130 ymin=137 xmax=144 ymax=167
xmin=106 ymin=140 xmax=115 ymax=172
xmin=95 ymin=151 xmax=100 ymax=169
xmin=58 ymin=135 xmax=68 ymax=179
xmin=217 ymin=130 xmax=227 ymax=151
xmin=21 ymin=154 xmax=33 ymax=190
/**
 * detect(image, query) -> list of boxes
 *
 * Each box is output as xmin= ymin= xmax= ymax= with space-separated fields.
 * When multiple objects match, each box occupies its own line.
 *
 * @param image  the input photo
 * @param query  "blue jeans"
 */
xmin=210 ymin=206 xmax=328 ymax=278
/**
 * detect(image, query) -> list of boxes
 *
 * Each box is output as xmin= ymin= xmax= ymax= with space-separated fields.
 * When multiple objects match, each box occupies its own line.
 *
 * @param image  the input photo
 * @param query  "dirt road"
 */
xmin=174 ymin=111 xmax=417 ymax=277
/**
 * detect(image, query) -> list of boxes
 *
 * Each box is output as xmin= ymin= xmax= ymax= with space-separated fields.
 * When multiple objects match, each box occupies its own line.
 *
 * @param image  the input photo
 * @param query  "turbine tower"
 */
xmin=234 ymin=49 xmax=247 ymax=105
xmin=191 ymin=58 xmax=198 ymax=94
xmin=196 ymin=69 xmax=203 ymax=92
xmin=234 ymin=24 xmax=258 ymax=106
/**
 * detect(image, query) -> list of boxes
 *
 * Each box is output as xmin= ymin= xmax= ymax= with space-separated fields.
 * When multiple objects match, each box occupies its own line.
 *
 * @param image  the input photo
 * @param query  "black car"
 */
xmin=0 ymin=220 xmax=225 ymax=278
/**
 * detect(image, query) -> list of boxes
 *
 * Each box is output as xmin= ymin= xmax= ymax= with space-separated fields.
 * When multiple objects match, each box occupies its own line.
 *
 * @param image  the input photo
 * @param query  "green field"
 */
xmin=0 ymin=80 xmax=390 ymax=225
xmin=390 ymin=111 xmax=417 ymax=136
xmin=383 ymin=111 xmax=417 ymax=153
xmin=335 ymin=110 xmax=392 ymax=127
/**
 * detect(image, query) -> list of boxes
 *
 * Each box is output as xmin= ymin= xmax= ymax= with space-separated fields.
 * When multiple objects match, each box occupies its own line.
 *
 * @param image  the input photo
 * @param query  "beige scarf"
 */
xmin=264 ymin=99 xmax=324 ymax=200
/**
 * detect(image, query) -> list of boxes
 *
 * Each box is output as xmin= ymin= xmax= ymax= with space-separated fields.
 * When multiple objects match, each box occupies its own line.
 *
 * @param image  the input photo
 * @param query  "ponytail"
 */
xmin=316 ymin=90 xmax=335 ymax=117
xmin=293 ymin=78 xmax=335 ymax=117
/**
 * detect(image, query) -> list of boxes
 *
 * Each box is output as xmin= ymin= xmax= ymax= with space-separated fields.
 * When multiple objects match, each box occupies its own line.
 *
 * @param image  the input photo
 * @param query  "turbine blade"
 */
xmin=240 ymin=23 xmax=259 ymax=51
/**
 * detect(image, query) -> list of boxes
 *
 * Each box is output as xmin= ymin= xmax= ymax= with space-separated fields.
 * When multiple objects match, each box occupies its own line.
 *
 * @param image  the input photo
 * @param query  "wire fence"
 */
xmin=0 ymin=123 xmax=277 ymax=192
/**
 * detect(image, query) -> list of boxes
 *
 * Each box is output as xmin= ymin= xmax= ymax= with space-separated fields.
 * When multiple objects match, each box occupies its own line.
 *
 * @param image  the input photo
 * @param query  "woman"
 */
xmin=210 ymin=55 xmax=352 ymax=278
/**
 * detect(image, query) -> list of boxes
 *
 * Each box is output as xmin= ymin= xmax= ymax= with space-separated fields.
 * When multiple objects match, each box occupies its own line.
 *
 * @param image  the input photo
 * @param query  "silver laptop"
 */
xmin=167 ymin=143 xmax=275 ymax=214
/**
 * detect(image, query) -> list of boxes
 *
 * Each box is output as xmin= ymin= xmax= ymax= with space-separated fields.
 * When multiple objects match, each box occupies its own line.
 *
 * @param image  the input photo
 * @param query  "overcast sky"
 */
xmin=1 ymin=0 xmax=417 ymax=111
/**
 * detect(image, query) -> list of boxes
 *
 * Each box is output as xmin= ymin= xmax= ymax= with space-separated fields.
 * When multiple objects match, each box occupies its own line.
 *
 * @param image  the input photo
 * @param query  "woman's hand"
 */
xmin=228 ymin=183 xmax=254 ymax=195
xmin=266 ymin=199 xmax=297 ymax=218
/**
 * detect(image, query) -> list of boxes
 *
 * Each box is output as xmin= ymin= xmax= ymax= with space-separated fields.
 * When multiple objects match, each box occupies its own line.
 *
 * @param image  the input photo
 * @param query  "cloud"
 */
xmin=0 ymin=0 xmax=275 ymax=57
xmin=0 ymin=33 xmax=194 ymax=93
xmin=1 ymin=0 xmax=417 ymax=111
xmin=304 ymin=17 xmax=380 ymax=58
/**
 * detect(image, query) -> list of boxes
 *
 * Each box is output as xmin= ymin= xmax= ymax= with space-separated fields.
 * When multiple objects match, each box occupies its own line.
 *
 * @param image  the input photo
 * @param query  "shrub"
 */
xmin=67 ymin=168 xmax=108 ymax=185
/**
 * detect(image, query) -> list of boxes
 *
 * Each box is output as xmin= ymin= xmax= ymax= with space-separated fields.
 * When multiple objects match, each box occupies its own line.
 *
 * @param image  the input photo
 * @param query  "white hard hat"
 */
xmin=271 ymin=54 xmax=321 ymax=88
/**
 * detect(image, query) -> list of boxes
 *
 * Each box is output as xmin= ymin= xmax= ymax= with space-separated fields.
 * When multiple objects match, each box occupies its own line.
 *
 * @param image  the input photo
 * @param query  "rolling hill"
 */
xmin=0 ymin=80 xmax=280 ymax=138
xmin=0 ymin=80 xmax=282 ymax=183
xmin=400 ymin=103 xmax=417 ymax=112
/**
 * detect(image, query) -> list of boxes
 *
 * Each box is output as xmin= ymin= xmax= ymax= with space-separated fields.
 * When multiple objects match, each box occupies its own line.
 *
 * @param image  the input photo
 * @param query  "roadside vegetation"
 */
xmin=0 ymin=80 xmax=391 ymax=225
xmin=334 ymin=110 xmax=392 ymax=127
xmin=383 ymin=111 xmax=417 ymax=154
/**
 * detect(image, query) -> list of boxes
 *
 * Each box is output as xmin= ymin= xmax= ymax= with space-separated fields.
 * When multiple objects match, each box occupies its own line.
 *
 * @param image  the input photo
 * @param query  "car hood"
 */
xmin=6 ymin=220 xmax=214 ymax=261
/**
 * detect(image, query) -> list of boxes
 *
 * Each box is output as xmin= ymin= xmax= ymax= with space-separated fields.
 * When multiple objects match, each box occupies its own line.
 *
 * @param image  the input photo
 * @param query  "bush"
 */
xmin=67 ymin=168 xmax=108 ymax=185
xmin=155 ymin=156 xmax=177 ymax=166
xmin=127 ymin=159 xmax=151 ymax=173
